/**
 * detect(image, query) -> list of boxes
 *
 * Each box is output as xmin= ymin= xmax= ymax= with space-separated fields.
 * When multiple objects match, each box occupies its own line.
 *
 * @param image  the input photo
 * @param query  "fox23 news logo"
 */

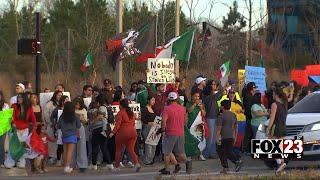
xmin=251 ymin=136 xmax=303 ymax=159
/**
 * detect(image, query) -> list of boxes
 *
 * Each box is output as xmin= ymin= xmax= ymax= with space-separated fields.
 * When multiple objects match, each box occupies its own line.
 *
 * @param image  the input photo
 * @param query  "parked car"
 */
xmin=256 ymin=91 xmax=320 ymax=168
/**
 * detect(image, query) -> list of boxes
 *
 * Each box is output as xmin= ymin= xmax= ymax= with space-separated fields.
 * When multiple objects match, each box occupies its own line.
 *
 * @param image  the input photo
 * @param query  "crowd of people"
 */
xmin=0 ymin=77 xmax=319 ymax=175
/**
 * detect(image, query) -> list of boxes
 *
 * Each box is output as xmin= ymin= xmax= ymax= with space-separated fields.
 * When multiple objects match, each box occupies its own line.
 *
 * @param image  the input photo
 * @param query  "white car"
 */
xmin=256 ymin=91 xmax=320 ymax=168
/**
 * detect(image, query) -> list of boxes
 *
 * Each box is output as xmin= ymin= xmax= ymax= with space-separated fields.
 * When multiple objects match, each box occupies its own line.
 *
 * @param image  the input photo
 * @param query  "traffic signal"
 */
xmin=17 ymin=38 xmax=40 ymax=55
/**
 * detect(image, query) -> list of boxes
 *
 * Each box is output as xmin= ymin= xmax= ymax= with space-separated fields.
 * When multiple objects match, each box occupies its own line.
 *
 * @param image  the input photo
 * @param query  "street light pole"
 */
xmin=175 ymin=0 xmax=180 ymax=77
xmin=116 ymin=0 xmax=123 ymax=86
xmin=35 ymin=12 xmax=40 ymax=94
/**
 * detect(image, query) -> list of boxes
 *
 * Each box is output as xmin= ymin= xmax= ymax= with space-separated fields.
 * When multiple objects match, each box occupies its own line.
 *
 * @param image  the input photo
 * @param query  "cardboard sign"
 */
xmin=40 ymin=92 xmax=71 ymax=109
xmin=290 ymin=70 xmax=308 ymax=86
xmin=245 ymin=66 xmax=267 ymax=91
xmin=111 ymin=103 xmax=142 ymax=129
xmin=147 ymin=58 xmax=175 ymax=84
xmin=145 ymin=116 xmax=162 ymax=146
xmin=306 ymin=65 xmax=320 ymax=76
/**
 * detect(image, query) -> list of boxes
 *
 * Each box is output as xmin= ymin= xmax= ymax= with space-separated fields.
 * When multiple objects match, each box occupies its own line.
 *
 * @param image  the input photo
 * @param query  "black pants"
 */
xmin=92 ymin=129 xmax=112 ymax=165
xmin=57 ymin=145 xmax=63 ymax=161
xmin=217 ymin=138 xmax=239 ymax=168
xmin=243 ymin=121 xmax=253 ymax=152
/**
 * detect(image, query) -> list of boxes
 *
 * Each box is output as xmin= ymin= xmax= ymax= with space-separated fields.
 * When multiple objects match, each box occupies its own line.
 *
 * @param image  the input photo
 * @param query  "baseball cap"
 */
xmin=247 ymin=82 xmax=257 ymax=90
xmin=168 ymin=92 xmax=178 ymax=100
xmin=195 ymin=77 xmax=207 ymax=85
xmin=16 ymin=83 xmax=25 ymax=91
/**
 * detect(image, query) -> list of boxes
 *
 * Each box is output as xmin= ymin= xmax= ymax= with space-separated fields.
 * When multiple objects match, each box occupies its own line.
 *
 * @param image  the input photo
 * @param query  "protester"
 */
xmin=73 ymin=97 xmax=88 ymax=172
xmin=227 ymin=90 xmax=246 ymax=152
xmin=32 ymin=124 xmax=56 ymax=173
xmin=5 ymin=93 xmax=37 ymax=168
xmin=82 ymin=85 xmax=93 ymax=98
xmin=136 ymin=80 xmax=148 ymax=109
xmin=43 ymin=90 xmax=63 ymax=161
xmin=112 ymin=90 xmax=125 ymax=105
xmin=128 ymin=82 xmax=138 ymax=101
xmin=141 ymin=96 xmax=157 ymax=165
xmin=30 ymin=93 xmax=42 ymax=123
xmin=44 ymin=88 xmax=51 ymax=93
xmin=185 ymin=90 xmax=208 ymax=160
xmin=191 ymin=76 xmax=206 ymax=98
xmin=242 ymin=82 xmax=256 ymax=154
xmin=267 ymin=88 xmax=288 ymax=173
xmin=147 ymin=84 xmax=167 ymax=116
xmin=202 ymin=80 xmax=222 ymax=158
xmin=158 ymin=92 xmax=188 ymax=175
xmin=23 ymin=81 xmax=33 ymax=93
xmin=89 ymin=93 xmax=114 ymax=171
xmin=166 ymin=78 xmax=188 ymax=106
xmin=298 ymin=87 xmax=311 ymax=102
xmin=251 ymin=92 xmax=268 ymax=138
xmin=58 ymin=102 xmax=81 ymax=173
xmin=55 ymin=84 xmax=65 ymax=92
xmin=0 ymin=91 xmax=10 ymax=167
xmin=50 ymin=95 xmax=69 ymax=167
xmin=216 ymin=100 xmax=243 ymax=174
xmin=10 ymin=83 xmax=25 ymax=105
xmin=109 ymin=99 xmax=141 ymax=172
xmin=102 ymin=79 xmax=115 ymax=105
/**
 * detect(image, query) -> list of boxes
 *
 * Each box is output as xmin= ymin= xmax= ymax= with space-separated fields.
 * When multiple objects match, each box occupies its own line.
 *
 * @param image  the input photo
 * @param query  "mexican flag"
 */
xmin=136 ymin=29 xmax=195 ymax=63
xmin=185 ymin=111 xmax=209 ymax=157
xmin=81 ymin=52 xmax=93 ymax=72
xmin=218 ymin=61 xmax=231 ymax=87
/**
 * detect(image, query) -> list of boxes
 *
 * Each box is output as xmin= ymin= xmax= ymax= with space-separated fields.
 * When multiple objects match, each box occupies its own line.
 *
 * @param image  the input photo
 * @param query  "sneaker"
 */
xmin=56 ymin=160 xmax=62 ymax=167
xmin=127 ymin=161 xmax=134 ymax=168
xmin=36 ymin=169 xmax=44 ymax=174
xmin=104 ymin=164 xmax=114 ymax=170
xmin=173 ymin=164 xmax=181 ymax=174
xmin=42 ymin=168 xmax=48 ymax=173
xmin=276 ymin=163 xmax=286 ymax=174
xmin=159 ymin=168 xmax=170 ymax=175
xmin=220 ymin=168 xmax=229 ymax=174
xmin=199 ymin=154 xmax=206 ymax=161
xmin=119 ymin=162 xmax=125 ymax=168
xmin=91 ymin=165 xmax=98 ymax=170
xmin=235 ymin=160 xmax=243 ymax=172
xmin=64 ymin=166 xmax=73 ymax=173
xmin=16 ymin=163 xmax=25 ymax=169
xmin=134 ymin=164 xmax=141 ymax=172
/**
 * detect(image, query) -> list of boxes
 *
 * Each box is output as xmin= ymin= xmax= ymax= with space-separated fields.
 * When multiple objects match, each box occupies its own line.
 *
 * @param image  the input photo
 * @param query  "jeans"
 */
xmin=216 ymin=138 xmax=239 ymax=168
xmin=0 ymin=133 xmax=5 ymax=164
xmin=203 ymin=118 xmax=216 ymax=158
xmin=251 ymin=125 xmax=259 ymax=139
xmin=91 ymin=129 xmax=112 ymax=165
xmin=243 ymin=122 xmax=253 ymax=152
xmin=144 ymin=144 xmax=156 ymax=164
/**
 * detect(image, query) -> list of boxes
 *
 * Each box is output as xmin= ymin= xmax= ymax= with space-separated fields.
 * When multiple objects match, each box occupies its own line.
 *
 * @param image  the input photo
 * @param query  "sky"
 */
xmin=0 ymin=0 xmax=267 ymax=29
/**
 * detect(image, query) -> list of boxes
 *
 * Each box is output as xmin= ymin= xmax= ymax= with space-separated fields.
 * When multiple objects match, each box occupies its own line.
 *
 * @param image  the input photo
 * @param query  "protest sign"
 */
xmin=245 ymin=66 xmax=267 ymax=91
xmin=40 ymin=92 xmax=71 ymax=109
xmin=147 ymin=58 xmax=175 ymax=84
xmin=306 ymin=65 xmax=320 ymax=76
xmin=111 ymin=103 xmax=142 ymax=129
xmin=0 ymin=108 xmax=13 ymax=136
xmin=145 ymin=116 xmax=162 ymax=146
xmin=291 ymin=69 xmax=308 ymax=86
xmin=238 ymin=69 xmax=245 ymax=92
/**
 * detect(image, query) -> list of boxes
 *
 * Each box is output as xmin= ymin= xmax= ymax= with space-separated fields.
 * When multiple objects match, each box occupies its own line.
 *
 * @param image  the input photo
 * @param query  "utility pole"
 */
xmin=67 ymin=28 xmax=71 ymax=85
xmin=35 ymin=12 xmax=40 ymax=94
xmin=175 ymin=0 xmax=180 ymax=77
xmin=116 ymin=0 xmax=123 ymax=86
xmin=248 ymin=0 xmax=252 ymax=66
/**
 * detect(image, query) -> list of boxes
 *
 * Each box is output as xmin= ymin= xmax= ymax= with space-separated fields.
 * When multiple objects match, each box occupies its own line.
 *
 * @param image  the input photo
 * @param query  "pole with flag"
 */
xmin=81 ymin=52 xmax=94 ymax=72
xmin=218 ymin=61 xmax=231 ymax=87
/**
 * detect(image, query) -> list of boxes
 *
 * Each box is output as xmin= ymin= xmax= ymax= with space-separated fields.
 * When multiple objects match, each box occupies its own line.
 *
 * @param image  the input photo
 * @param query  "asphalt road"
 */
xmin=1 ymin=155 xmax=320 ymax=180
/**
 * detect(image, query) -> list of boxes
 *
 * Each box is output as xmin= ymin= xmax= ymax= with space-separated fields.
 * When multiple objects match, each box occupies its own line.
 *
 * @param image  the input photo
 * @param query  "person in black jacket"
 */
xmin=242 ymin=82 xmax=257 ymax=154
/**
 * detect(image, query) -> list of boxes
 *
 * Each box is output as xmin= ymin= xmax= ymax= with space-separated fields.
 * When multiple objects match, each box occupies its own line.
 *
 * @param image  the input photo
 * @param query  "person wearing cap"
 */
xmin=10 ymin=83 xmax=25 ymax=106
xmin=158 ymin=92 xmax=188 ymax=175
xmin=102 ymin=79 xmax=115 ymax=105
xmin=166 ymin=78 xmax=189 ymax=106
xmin=242 ymin=82 xmax=257 ymax=154
xmin=191 ymin=77 xmax=207 ymax=99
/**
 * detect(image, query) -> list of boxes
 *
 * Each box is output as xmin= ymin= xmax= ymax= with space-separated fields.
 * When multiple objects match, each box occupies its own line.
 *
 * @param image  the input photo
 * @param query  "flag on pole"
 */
xmin=172 ymin=29 xmax=195 ymax=62
xmin=218 ymin=61 xmax=231 ymax=87
xmin=80 ymin=52 xmax=93 ymax=72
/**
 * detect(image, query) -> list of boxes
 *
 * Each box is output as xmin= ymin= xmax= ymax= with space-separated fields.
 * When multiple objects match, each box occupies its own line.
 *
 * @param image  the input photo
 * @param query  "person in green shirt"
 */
xmin=136 ymin=80 xmax=148 ymax=109
xmin=251 ymin=92 xmax=269 ymax=137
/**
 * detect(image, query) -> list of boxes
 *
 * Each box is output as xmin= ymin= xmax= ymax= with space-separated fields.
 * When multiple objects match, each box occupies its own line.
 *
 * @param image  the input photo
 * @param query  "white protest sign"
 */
xmin=145 ymin=116 xmax=162 ymax=146
xmin=147 ymin=58 xmax=175 ymax=84
xmin=40 ymin=92 xmax=71 ymax=109
xmin=111 ymin=103 xmax=142 ymax=129
xmin=57 ymin=110 xmax=63 ymax=120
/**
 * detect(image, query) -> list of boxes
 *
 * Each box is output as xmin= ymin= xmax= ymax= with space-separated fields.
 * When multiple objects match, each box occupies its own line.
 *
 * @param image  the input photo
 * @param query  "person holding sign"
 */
xmin=109 ymin=99 xmax=141 ymax=172
xmin=141 ymin=96 xmax=157 ymax=165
